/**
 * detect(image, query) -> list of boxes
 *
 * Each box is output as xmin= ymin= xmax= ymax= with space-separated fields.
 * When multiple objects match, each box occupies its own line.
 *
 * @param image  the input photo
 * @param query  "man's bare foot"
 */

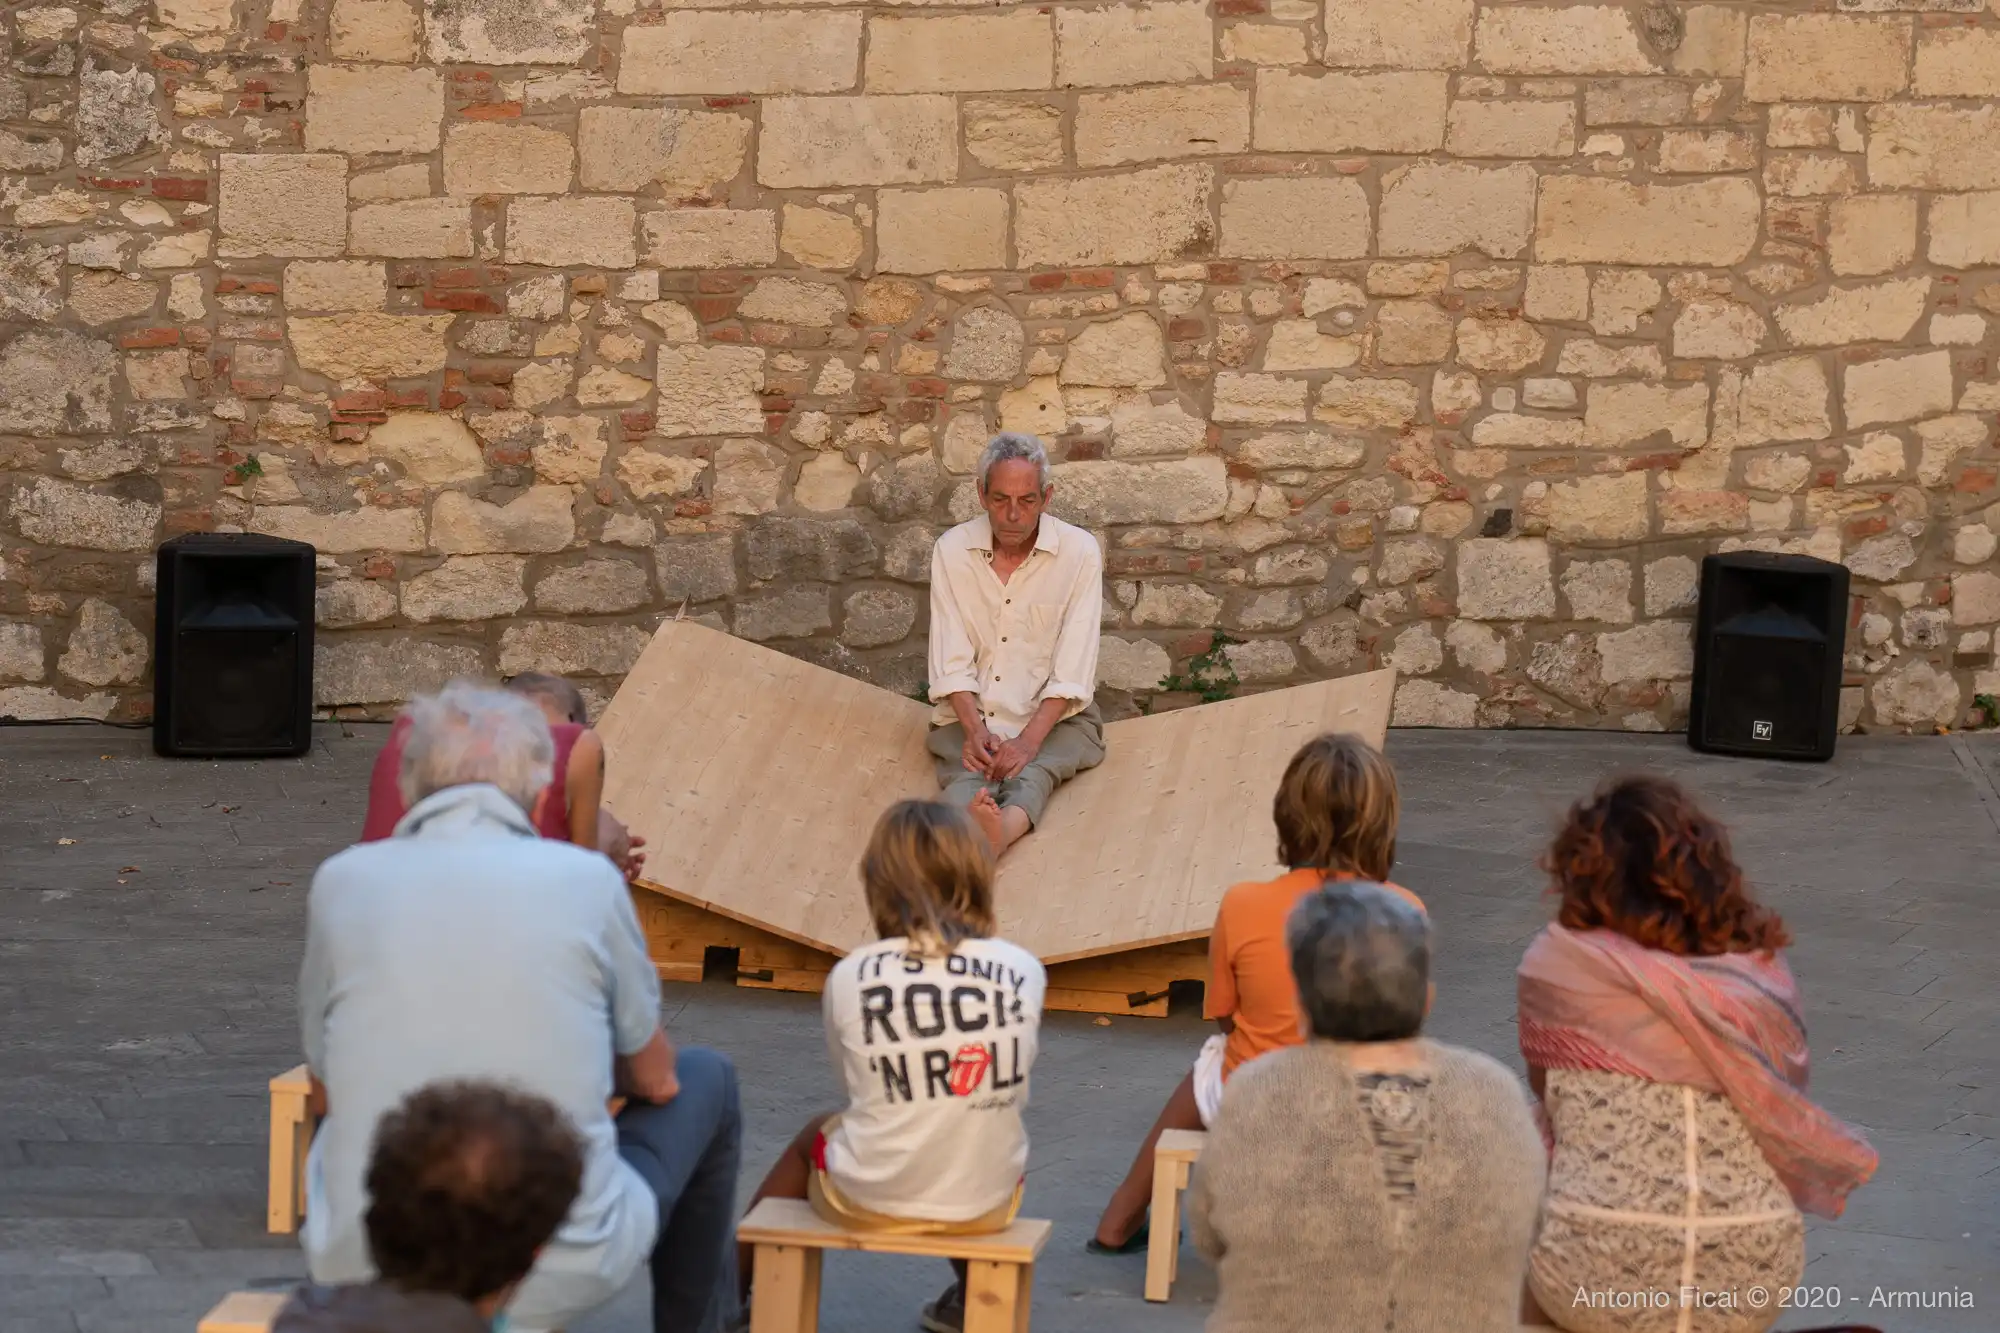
xmin=969 ymin=789 xmax=1007 ymax=854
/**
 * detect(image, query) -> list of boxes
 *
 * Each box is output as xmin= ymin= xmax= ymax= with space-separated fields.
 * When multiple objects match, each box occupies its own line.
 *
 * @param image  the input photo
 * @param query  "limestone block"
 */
xmin=1015 ymin=164 xmax=1212 ymax=266
xmin=1213 ymin=373 xmax=1307 ymax=425
xmin=1830 ymin=194 xmax=1918 ymax=276
xmin=157 ymin=0 xmax=236 ymax=31
xmin=443 ymin=123 xmax=574 ymax=196
xmin=1583 ymin=80 xmax=1691 ymax=128
xmin=1056 ymin=1 xmax=1212 ymax=88
xmin=1672 ymin=300 xmax=1764 ymax=359
xmin=315 ymin=638 xmax=483 ymax=706
xmin=944 ymin=307 xmax=1025 ymax=382
xmin=331 ymin=0 xmax=419 ymax=61
xmin=1000 ymin=376 xmax=1066 ymax=436
xmin=219 ymin=154 xmax=346 ymax=258
xmin=1316 ymin=376 xmax=1420 ymax=428
xmin=498 ymin=623 xmax=650 ymax=678
xmin=1746 ymin=15 xmax=1909 ymax=103
xmin=1233 ymin=432 xmax=1364 ymax=470
xmin=1672 ymin=6 xmax=1746 ymax=76
xmin=10 ymin=477 xmax=157 ymax=550
xmin=1547 ymin=472 xmax=1648 ymax=542
xmin=1928 ymin=192 xmax=2000 ymax=269
xmin=1597 ymin=621 xmax=1692 ymax=684
xmin=76 ymin=64 xmax=162 ymax=168
xmin=1866 ymin=105 xmax=2000 ymax=191
xmin=285 ymin=260 xmax=385 ymax=312
xmin=1263 ymin=321 xmax=1361 ymax=371
xmin=1455 ymin=316 xmax=1545 ymax=372
xmin=1374 ymin=301 xmax=1454 ymax=365
xmin=1915 ymin=27 xmax=2000 ymax=97
xmin=1444 ymin=99 xmax=1576 ymax=158
xmin=713 ymin=440 xmax=788 ymax=517
xmin=576 ymin=367 xmax=653 ymax=406
xmin=1870 ymin=659 xmax=1960 ymax=728
xmin=288 ymin=313 xmax=454 ymax=379
xmin=736 ymin=587 xmax=834 ymax=642
xmin=124 ymin=350 xmax=187 ymax=401
xmin=1844 ymin=533 xmax=1916 ymax=584
xmin=618 ymin=12 xmax=860 ymax=96
xmin=49 ymin=599 xmax=145 ymax=689
xmin=795 ymin=453 xmax=861 ymax=511
xmin=1057 ymin=313 xmax=1167 ymax=390
xmin=1378 ymin=162 xmax=1535 ymax=259
xmin=1098 ymin=635 xmax=1170 ymax=690
xmin=1590 ymin=270 xmax=1668 ymax=337
xmin=1524 ymin=265 xmax=1589 ymax=321
xmin=1843 ymin=432 xmax=1906 ymax=483
xmin=655 ymin=534 xmax=739 ymax=603
xmin=1392 ymin=679 xmax=1477 ymax=727
xmin=401 ymin=555 xmax=528 ymax=622
xmin=644 ymin=210 xmax=778 ymax=269
xmin=1533 ymin=177 xmax=1760 ymax=265
xmin=305 ymin=65 xmax=442 ymax=154
xmin=575 ymin=107 xmax=748 ymax=193
xmin=249 ymin=504 xmax=425 ymax=554
xmin=364 ymin=412 xmax=484 ymax=484
xmin=780 ymin=206 xmax=864 ymax=271
xmin=1731 ymin=357 xmax=1833 ymax=444
xmin=1561 ymin=559 xmax=1634 ymax=623
xmin=1458 ymin=538 xmax=1555 ymax=620
xmin=759 ymin=96 xmax=957 ymax=188
xmin=1378 ymin=539 xmax=1445 ymax=586
xmin=1843 ymin=351 xmax=1954 ymax=428
xmin=535 ymin=415 xmax=609 ymax=485
xmin=1224 ymin=640 xmax=1297 ymax=683
xmin=867 ymin=12 xmax=1052 ymax=93
xmin=1131 ymin=581 xmax=1224 ymax=627
xmin=965 ymin=100 xmax=1064 ymax=172
xmin=616 ymin=448 xmax=703 ymax=500
xmin=1773 ymin=278 xmax=1930 ymax=348
xmin=512 ymin=362 xmax=572 ymax=411
xmin=0 ymin=331 xmax=112 ymax=439
xmin=1584 ymin=383 xmax=1709 ymax=449
xmin=657 ymin=345 xmax=765 ymax=438
xmin=425 ymin=0 xmax=596 ymax=64
xmin=1109 ymin=400 xmax=1206 ymax=457
xmin=1322 ymin=0 xmax=1473 ymax=70
xmin=739 ymin=277 xmax=849 ymax=328
xmin=1657 ymin=130 xmax=1758 ymax=174
xmin=1952 ymin=570 xmax=2000 ymax=627
xmin=1473 ymin=6 xmax=1659 ymax=75
xmin=348 ymin=199 xmax=474 ymax=259
xmin=505 ymin=198 xmax=636 ymax=269
xmin=840 ymin=588 xmax=919 ymax=648
xmin=430 ymin=486 xmax=576 ymax=554
xmin=1254 ymin=70 xmax=1449 ymax=153
xmin=1221 ymin=24 xmax=1308 ymax=66
xmin=877 ymin=188 xmax=1009 ymax=273
xmin=1217 ymin=177 xmax=1369 ymax=261
xmin=1076 ymin=86 xmax=1250 ymax=168
xmin=67 ymin=272 xmax=157 ymax=327
xmin=1932 ymin=313 xmax=1988 ymax=347
xmin=535 ymin=559 xmax=650 ymax=615
xmin=1050 ymin=457 xmax=1227 ymax=525
xmin=351 ymin=163 xmax=432 ymax=202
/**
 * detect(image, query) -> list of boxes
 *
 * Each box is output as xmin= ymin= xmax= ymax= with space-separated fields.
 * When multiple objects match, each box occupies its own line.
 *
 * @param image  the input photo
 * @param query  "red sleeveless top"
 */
xmin=360 ymin=715 xmax=585 ymax=842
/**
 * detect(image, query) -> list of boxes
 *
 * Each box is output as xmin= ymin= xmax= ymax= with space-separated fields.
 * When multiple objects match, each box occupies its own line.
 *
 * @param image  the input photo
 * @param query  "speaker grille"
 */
xmin=1700 ymin=630 xmax=1827 ymax=758
xmin=167 ymin=628 xmax=306 ymax=754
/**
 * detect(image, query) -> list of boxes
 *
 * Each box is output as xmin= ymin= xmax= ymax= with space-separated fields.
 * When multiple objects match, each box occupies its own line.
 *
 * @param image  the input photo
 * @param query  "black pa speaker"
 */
xmin=1688 ymin=551 xmax=1849 ymax=762
xmin=153 ymin=533 xmax=316 ymax=757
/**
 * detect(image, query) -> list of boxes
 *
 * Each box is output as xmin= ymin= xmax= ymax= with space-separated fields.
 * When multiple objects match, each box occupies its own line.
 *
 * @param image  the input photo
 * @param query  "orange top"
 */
xmin=1205 ymin=868 xmax=1426 ymax=1078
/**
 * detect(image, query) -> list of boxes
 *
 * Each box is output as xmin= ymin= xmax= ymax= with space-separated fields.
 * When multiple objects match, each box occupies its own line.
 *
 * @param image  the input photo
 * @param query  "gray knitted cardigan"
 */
xmin=1188 ymin=1039 xmax=1546 ymax=1333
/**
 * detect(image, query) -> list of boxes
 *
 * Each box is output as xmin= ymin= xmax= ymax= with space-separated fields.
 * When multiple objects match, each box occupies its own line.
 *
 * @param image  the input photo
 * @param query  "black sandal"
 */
xmin=1085 ymin=1221 xmax=1150 ymax=1255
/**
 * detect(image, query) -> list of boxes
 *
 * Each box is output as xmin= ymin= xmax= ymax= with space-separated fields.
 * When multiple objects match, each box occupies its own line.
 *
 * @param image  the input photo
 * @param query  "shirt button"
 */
xmin=1001 ymin=636 xmax=1007 ymax=642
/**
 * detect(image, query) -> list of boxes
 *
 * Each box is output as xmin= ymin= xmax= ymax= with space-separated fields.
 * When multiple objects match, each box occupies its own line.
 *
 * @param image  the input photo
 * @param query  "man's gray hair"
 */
xmin=976 ymin=431 xmax=1050 ymax=491
xmin=1286 ymin=880 xmax=1430 ymax=1043
xmin=398 ymin=681 xmax=555 ymax=814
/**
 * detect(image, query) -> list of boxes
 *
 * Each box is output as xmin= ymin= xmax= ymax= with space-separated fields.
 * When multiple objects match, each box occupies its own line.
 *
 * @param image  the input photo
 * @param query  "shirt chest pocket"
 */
xmin=1025 ymin=603 xmax=1061 ymax=666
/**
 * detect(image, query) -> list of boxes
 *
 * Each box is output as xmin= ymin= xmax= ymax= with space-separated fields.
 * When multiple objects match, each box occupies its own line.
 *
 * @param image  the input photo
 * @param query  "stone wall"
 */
xmin=3 ymin=0 xmax=1999 ymax=730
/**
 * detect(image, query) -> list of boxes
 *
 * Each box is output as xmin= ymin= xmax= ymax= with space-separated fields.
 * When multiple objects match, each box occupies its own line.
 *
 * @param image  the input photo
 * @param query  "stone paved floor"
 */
xmin=1 ymin=722 xmax=1995 ymax=1333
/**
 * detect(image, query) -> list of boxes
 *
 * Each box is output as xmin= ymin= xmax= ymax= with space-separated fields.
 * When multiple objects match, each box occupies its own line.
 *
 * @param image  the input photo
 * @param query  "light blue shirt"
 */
xmin=298 ymin=783 xmax=661 ymax=1317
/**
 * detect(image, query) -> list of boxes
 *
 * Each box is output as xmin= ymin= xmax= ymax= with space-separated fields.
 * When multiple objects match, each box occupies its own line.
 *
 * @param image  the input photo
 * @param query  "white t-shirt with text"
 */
xmin=820 ymin=935 xmax=1046 ymax=1222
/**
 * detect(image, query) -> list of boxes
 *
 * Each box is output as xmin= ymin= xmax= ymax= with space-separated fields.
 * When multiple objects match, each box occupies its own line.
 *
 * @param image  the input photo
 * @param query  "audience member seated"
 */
xmin=359 ymin=672 xmax=644 ymax=879
xmin=737 ymin=800 xmax=1046 ymax=1333
xmin=1517 ymin=776 xmax=1879 ymax=1333
xmin=301 ymin=683 xmax=741 ymax=1333
xmin=1188 ymin=882 xmax=1546 ymax=1333
xmin=276 ymin=1080 xmax=584 ymax=1333
xmin=1091 ymin=733 xmax=1420 ymax=1252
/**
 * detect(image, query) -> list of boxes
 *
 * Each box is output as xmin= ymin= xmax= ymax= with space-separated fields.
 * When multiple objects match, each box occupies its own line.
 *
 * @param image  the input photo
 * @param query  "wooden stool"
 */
xmin=197 ymin=1291 xmax=287 ymax=1332
xmin=738 ymin=1197 xmax=1050 ymax=1333
xmin=267 ymin=1065 xmax=316 ymax=1235
xmin=1144 ymin=1128 xmax=1207 ymax=1302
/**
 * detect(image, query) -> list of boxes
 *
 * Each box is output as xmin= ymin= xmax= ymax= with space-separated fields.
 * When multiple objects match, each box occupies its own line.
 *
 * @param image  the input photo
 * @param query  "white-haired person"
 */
xmin=1188 ymin=881 xmax=1546 ymax=1333
xmin=298 ymin=683 xmax=742 ymax=1333
xmin=928 ymin=432 xmax=1105 ymax=857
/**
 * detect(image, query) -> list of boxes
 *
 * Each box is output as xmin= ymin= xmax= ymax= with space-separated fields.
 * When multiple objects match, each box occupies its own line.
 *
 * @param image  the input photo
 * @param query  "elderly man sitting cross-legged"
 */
xmin=928 ymin=431 xmax=1105 ymax=857
xmin=298 ymin=682 xmax=742 ymax=1333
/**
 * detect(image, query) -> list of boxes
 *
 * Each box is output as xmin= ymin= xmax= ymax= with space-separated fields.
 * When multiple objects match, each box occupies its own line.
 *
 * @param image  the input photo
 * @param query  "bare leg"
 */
xmin=1092 ymin=1070 xmax=1203 ymax=1248
xmin=736 ymin=1112 xmax=832 ymax=1305
xmin=968 ymin=788 xmax=1006 ymax=854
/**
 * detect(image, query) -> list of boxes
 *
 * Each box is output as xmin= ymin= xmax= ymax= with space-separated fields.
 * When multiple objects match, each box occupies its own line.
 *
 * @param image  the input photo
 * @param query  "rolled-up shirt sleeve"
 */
xmin=928 ymin=542 xmax=981 ymax=701
xmin=1040 ymin=537 xmax=1102 ymax=705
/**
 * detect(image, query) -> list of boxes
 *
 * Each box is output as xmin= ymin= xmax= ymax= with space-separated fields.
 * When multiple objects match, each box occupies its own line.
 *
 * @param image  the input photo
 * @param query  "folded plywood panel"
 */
xmin=598 ymin=620 xmax=1394 ymax=967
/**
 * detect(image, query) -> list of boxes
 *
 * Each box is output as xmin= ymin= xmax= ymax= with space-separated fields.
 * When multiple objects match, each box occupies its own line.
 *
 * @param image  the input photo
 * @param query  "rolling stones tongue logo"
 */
xmin=948 ymin=1043 xmax=992 ymax=1096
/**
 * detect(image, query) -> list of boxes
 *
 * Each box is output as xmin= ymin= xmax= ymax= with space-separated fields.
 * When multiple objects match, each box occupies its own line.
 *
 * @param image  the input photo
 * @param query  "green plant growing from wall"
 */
xmin=1156 ymin=633 xmax=1240 ymax=705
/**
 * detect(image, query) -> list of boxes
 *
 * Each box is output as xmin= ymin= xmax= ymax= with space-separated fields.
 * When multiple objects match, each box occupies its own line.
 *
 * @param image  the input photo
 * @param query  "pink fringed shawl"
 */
xmin=1518 ymin=923 xmax=1877 ymax=1218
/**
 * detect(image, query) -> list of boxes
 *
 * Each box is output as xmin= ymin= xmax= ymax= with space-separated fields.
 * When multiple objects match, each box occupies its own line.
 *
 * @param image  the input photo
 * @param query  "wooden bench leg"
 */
xmin=1142 ymin=1152 xmax=1186 ymax=1302
xmin=749 ymin=1242 xmax=822 ymax=1333
xmin=267 ymin=1088 xmax=306 ymax=1236
xmin=964 ymin=1259 xmax=1026 ymax=1333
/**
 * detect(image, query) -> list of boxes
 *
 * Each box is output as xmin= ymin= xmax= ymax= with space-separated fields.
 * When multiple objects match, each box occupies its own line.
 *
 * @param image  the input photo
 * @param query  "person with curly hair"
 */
xmin=276 ymin=1081 xmax=584 ymax=1333
xmin=1517 ymin=776 xmax=1878 ymax=1333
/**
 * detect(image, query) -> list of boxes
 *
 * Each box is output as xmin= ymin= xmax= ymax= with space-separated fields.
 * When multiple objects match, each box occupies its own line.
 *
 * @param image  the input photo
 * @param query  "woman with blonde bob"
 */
xmin=1091 ymin=732 xmax=1424 ymax=1254
xmin=737 ymin=800 xmax=1047 ymax=1333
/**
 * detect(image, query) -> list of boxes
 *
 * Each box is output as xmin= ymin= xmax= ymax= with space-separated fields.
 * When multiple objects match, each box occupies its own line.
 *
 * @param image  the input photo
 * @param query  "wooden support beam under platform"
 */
xmin=631 ymin=881 xmax=1209 ymax=1019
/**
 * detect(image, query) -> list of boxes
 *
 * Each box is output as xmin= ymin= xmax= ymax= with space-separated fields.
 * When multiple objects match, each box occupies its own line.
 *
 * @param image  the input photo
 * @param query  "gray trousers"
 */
xmin=927 ymin=704 xmax=1106 ymax=828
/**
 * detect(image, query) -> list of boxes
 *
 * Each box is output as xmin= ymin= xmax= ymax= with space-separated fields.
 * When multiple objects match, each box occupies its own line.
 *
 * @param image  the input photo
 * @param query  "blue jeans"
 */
xmin=618 ymin=1047 xmax=744 ymax=1333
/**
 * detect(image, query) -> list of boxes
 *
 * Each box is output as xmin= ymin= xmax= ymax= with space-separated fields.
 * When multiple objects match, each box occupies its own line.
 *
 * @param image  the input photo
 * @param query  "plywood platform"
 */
xmin=599 ymin=621 xmax=1393 ymax=1016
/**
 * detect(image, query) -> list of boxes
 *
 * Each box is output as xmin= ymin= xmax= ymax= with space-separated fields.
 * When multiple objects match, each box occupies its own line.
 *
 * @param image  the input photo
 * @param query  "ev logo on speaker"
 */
xmin=1752 ymin=720 xmax=1774 ymax=741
